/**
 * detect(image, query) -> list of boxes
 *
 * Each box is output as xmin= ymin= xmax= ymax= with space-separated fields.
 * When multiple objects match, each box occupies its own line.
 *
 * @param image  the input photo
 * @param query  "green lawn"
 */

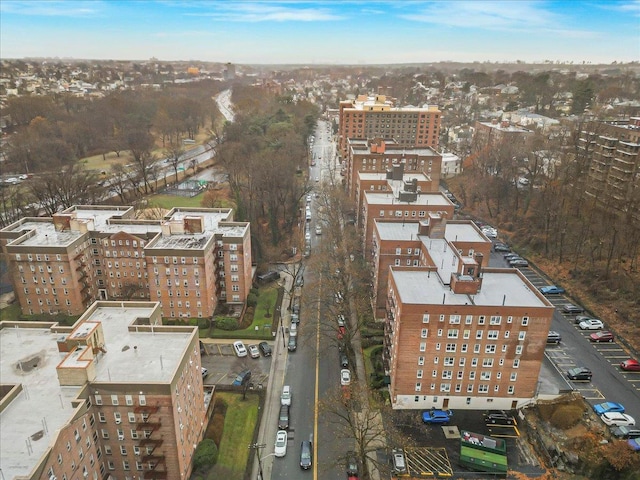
xmin=205 ymin=286 xmax=279 ymax=340
xmin=211 ymin=392 xmax=259 ymax=480
xmin=146 ymin=192 xmax=206 ymax=209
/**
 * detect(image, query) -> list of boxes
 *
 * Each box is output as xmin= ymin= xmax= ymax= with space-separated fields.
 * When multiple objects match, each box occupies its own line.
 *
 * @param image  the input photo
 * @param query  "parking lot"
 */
xmin=201 ymin=340 xmax=272 ymax=387
xmin=386 ymin=408 xmax=543 ymax=478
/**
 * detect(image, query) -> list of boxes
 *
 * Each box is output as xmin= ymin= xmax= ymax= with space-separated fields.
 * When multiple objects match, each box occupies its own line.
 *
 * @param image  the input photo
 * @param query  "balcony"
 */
xmin=139 ymin=438 xmax=163 ymax=447
xmin=134 ymin=405 xmax=159 ymax=414
xmin=142 ymin=454 xmax=165 ymax=464
xmin=136 ymin=421 xmax=162 ymax=430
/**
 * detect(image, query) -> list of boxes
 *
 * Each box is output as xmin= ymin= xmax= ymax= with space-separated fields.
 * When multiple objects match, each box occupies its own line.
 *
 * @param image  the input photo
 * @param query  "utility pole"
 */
xmin=248 ymin=443 xmax=266 ymax=480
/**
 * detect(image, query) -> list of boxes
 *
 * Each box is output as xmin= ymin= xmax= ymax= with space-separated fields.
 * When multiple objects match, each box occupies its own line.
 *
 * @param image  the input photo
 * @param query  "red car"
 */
xmin=620 ymin=359 xmax=640 ymax=371
xmin=590 ymin=331 xmax=614 ymax=342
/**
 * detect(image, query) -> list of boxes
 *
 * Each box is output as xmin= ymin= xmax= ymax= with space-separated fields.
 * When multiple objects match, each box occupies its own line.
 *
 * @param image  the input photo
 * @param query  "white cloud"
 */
xmin=398 ymin=1 xmax=597 ymax=37
xmin=0 ymin=0 xmax=104 ymax=17
xmin=186 ymin=1 xmax=344 ymax=22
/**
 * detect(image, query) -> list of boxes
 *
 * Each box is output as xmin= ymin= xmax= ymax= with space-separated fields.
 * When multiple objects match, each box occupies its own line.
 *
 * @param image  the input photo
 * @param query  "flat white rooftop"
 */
xmin=392 ymin=269 xmax=548 ymax=308
xmin=0 ymin=305 xmax=196 ymax=478
xmin=365 ymin=191 xmax=452 ymax=206
xmin=375 ymin=221 xmax=489 ymax=245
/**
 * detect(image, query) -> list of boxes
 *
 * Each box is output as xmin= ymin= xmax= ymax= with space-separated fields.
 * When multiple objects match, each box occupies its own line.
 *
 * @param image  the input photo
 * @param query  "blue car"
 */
xmin=593 ymin=402 xmax=625 ymax=415
xmin=540 ymin=285 xmax=565 ymax=295
xmin=422 ymin=409 xmax=453 ymax=424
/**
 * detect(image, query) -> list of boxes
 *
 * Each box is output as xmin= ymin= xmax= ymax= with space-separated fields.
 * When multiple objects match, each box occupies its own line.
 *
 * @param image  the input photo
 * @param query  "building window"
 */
xmin=447 ymin=329 xmax=458 ymax=338
xmin=474 ymin=344 xmax=481 ymax=353
xmin=418 ymin=356 xmax=425 ymax=365
xmin=422 ymin=314 xmax=429 ymax=323
xmin=465 ymin=315 xmax=473 ymax=324
xmin=417 ymin=370 xmax=423 ymax=379
xmin=478 ymin=385 xmax=489 ymax=393
xmin=516 ymin=346 xmax=523 ymax=355
xmin=461 ymin=344 xmax=468 ymax=353
xmin=444 ymin=357 xmax=454 ymax=366
xmin=521 ymin=316 xmax=529 ymax=326
xmin=513 ymin=359 xmax=520 ymax=368
xmin=419 ymin=342 xmax=426 ymax=352
xmin=485 ymin=345 xmax=497 ymax=354
xmin=482 ymin=358 xmax=494 ymax=367
xmin=415 ymin=383 xmax=422 ymax=392
xmin=510 ymin=372 xmax=518 ymax=381
xmin=421 ymin=328 xmax=428 ymax=338
xmin=490 ymin=316 xmax=501 ymax=325
xmin=449 ymin=315 xmax=461 ymax=324
xmin=508 ymin=386 xmax=515 ymax=394
xmin=478 ymin=316 xmax=485 ymax=325
xmin=445 ymin=344 xmax=456 ymax=352
xmin=504 ymin=331 xmax=510 ymax=339
xmin=487 ymin=330 xmax=499 ymax=340
xmin=480 ymin=371 xmax=491 ymax=380
xmin=476 ymin=330 xmax=483 ymax=339
xmin=518 ymin=331 xmax=526 ymax=341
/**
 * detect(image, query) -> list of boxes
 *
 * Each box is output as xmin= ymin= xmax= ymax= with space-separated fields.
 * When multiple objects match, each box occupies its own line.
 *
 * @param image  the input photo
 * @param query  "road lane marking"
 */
xmin=313 ymin=274 xmax=322 ymax=480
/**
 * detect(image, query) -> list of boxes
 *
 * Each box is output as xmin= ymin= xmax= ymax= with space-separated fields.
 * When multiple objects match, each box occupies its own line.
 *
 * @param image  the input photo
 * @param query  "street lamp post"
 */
xmin=248 ymin=443 xmax=266 ymax=480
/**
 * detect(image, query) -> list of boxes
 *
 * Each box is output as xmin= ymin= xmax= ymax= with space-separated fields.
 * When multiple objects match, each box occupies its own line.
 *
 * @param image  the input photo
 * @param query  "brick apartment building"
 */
xmin=344 ymin=138 xmax=442 ymax=199
xmin=338 ymin=94 xmax=441 ymax=160
xmin=0 ymin=301 xmax=208 ymax=480
xmin=471 ymin=120 xmax=533 ymax=171
xmin=360 ymin=185 xmax=455 ymax=261
xmin=383 ymin=219 xmax=554 ymax=410
xmin=579 ymin=116 xmax=640 ymax=222
xmin=0 ymin=205 xmax=252 ymax=319
xmin=371 ymin=214 xmax=492 ymax=319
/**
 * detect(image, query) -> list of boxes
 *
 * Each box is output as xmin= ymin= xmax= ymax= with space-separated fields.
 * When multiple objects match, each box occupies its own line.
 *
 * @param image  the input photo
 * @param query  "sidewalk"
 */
xmin=250 ymin=274 xmax=293 ymax=480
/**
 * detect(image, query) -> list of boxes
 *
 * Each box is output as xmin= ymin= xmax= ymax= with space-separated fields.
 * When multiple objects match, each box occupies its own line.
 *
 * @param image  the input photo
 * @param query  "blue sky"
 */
xmin=1 ymin=1 xmax=638 ymax=64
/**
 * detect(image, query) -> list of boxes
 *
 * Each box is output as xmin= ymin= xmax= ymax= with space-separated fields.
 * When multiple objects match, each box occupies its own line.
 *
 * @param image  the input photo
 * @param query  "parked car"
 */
xmin=493 ymin=242 xmax=510 ymax=252
xmin=287 ymin=335 xmax=297 ymax=351
xmin=628 ymin=438 xmax=640 ymax=451
xmin=562 ymin=304 xmax=584 ymax=314
xmin=391 ymin=448 xmax=407 ymax=474
xmin=259 ymin=341 xmax=272 ymax=357
xmin=509 ymin=259 xmax=529 ymax=267
xmin=593 ymin=402 xmax=625 ymax=415
xmin=257 ymin=271 xmax=280 ymax=283
xmin=340 ymin=369 xmax=351 ymax=386
xmin=546 ymin=331 xmax=562 ymax=344
xmin=422 ymin=408 xmax=453 ymax=424
xmin=248 ymin=344 xmax=260 ymax=358
xmin=346 ymin=451 xmax=359 ymax=476
xmin=611 ymin=425 xmax=640 ymax=439
xmin=278 ymin=404 xmax=290 ymax=429
xmin=274 ymin=430 xmax=288 ymax=457
xmin=295 ymin=274 xmax=304 ymax=287
xmin=579 ymin=319 xmax=605 ymax=330
xmin=291 ymin=313 xmax=300 ymax=324
xmin=620 ymin=359 xmax=640 ymax=371
xmin=340 ymin=351 xmax=349 ymax=368
xmin=315 ymin=225 xmax=322 ymax=235
xmin=589 ymin=331 xmax=614 ymax=342
xmin=232 ymin=369 xmax=252 ymax=386
xmin=201 ymin=367 xmax=208 ymax=378
xmin=281 ymin=385 xmax=292 ymax=406
xmin=233 ymin=340 xmax=248 ymax=357
xmin=540 ymin=285 xmax=565 ymax=295
xmin=300 ymin=440 xmax=313 ymax=469
xmin=290 ymin=322 xmax=298 ymax=337
xmin=566 ymin=367 xmax=592 ymax=381
xmin=600 ymin=412 xmax=636 ymax=427
xmin=503 ymin=253 xmax=521 ymax=260
xmin=484 ymin=410 xmax=516 ymax=426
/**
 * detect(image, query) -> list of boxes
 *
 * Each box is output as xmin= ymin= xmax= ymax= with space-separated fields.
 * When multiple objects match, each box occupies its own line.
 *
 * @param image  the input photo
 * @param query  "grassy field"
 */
xmin=204 ymin=286 xmax=279 ymax=340
xmin=210 ymin=392 xmax=259 ymax=480
xmin=146 ymin=192 xmax=206 ymax=209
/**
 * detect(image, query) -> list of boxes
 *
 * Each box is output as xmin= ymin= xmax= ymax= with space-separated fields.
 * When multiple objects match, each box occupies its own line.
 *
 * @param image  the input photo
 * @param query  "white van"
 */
xmin=281 ymin=385 xmax=292 ymax=406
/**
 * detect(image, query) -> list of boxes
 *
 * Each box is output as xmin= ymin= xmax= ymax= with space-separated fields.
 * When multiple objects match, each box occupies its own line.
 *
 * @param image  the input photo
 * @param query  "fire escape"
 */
xmin=75 ymin=253 xmax=93 ymax=306
xmin=135 ymin=404 xmax=167 ymax=479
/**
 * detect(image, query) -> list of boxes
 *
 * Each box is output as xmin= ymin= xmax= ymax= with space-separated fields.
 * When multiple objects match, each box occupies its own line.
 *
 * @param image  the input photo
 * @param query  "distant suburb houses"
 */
xmin=0 ymin=205 xmax=253 ymax=319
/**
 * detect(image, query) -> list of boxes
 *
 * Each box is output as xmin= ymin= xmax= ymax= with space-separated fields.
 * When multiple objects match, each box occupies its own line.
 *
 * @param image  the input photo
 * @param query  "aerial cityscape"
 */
xmin=0 ymin=1 xmax=639 ymax=480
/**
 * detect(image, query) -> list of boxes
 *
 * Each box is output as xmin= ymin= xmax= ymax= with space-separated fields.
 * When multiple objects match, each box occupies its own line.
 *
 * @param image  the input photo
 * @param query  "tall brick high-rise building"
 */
xmin=338 ymin=94 xmax=441 ymax=160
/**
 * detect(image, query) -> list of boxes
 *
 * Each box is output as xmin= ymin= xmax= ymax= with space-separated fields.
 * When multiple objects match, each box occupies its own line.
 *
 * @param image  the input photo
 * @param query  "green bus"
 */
xmin=459 ymin=431 xmax=507 ymax=475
